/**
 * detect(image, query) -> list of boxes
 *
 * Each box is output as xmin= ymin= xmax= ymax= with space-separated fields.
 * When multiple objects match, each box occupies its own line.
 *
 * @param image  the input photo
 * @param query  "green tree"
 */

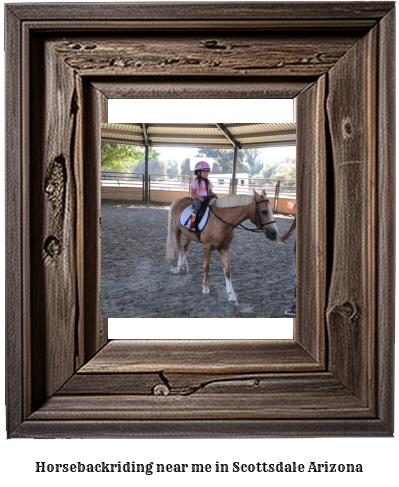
xmin=166 ymin=160 xmax=179 ymax=177
xmin=274 ymin=162 xmax=296 ymax=180
xmin=101 ymin=143 xmax=159 ymax=172
xmin=181 ymin=158 xmax=191 ymax=176
xmin=244 ymin=149 xmax=263 ymax=176
xmin=211 ymin=160 xmax=223 ymax=174
xmin=196 ymin=148 xmax=242 ymax=173
xmin=261 ymin=161 xmax=280 ymax=179
xmin=197 ymin=148 xmax=261 ymax=175
xmin=261 ymin=157 xmax=296 ymax=181
xmin=134 ymin=158 xmax=166 ymax=175
xmin=101 ymin=143 xmax=140 ymax=172
xmin=237 ymin=161 xmax=251 ymax=174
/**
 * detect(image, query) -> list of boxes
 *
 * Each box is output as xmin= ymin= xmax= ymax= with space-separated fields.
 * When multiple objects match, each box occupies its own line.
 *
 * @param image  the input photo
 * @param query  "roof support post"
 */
xmin=141 ymin=124 xmax=150 ymax=204
xmin=231 ymin=146 xmax=239 ymax=195
xmin=215 ymin=123 xmax=240 ymax=196
xmin=144 ymin=144 xmax=149 ymax=204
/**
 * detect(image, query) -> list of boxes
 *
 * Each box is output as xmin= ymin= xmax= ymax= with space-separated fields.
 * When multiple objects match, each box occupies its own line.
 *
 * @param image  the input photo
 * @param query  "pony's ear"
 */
xmin=253 ymin=189 xmax=260 ymax=198
xmin=261 ymin=189 xmax=267 ymax=198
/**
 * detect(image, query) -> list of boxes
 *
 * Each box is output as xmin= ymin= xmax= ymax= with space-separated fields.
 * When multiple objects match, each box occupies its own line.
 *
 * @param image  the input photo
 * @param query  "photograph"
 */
xmin=101 ymin=121 xmax=298 ymax=322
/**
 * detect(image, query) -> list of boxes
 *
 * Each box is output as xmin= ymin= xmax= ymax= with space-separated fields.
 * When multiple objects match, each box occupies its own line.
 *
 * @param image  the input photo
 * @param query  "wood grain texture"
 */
xmin=54 ymin=33 xmax=360 ymax=78
xmin=5 ymin=2 xmax=395 ymax=438
xmin=7 ymin=2 xmax=394 ymax=22
xmin=34 ymin=372 xmax=374 ymax=423
xmin=60 ymin=371 xmax=359 ymax=398
xmin=296 ymin=75 xmax=327 ymax=362
xmin=82 ymin=82 xmax=108 ymax=361
xmin=5 ymin=5 xmax=24 ymax=436
xmin=29 ymin=392 xmax=371 ymax=421
xmin=376 ymin=6 xmax=395 ymax=430
xmin=79 ymin=340 xmax=321 ymax=374
xmin=14 ymin=418 xmax=390 ymax=439
xmin=92 ymin=79 xmax=311 ymax=100
xmin=325 ymin=25 xmax=377 ymax=404
xmin=30 ymin=36 xmax=78 ymax=408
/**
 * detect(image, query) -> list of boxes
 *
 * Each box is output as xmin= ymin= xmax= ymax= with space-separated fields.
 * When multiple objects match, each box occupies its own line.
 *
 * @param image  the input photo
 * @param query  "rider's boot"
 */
xmin=189 ymin=213 xmax=196 ymax=230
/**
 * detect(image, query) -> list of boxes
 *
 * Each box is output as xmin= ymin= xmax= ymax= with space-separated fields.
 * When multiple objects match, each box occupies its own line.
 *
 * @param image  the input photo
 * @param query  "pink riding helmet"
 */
xmin=194 ymin=161 xmax=211 ymax=175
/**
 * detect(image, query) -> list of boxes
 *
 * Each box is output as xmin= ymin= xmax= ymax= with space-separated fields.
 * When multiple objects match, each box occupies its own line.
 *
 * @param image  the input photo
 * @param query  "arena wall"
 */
xmin=101 ymin=188 xmax=296 ymax=215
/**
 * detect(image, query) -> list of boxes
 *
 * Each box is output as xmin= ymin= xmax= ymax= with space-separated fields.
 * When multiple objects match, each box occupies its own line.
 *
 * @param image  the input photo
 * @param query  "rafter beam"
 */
xmin=101 ymin=123 xmax=297 ymax=149
xmin=235 ymin=129 xmax=296 ymax=139
xmin=225 ymin=123 xmax=262 ymax=128
xmin=142 ymin=123 xmax=149 ymax=146
xmin=101 ymin=128 xmax=142 ymax=138
xmin=215 ymin=123 xmax=241 ymax=148
xmin=147 ymin=133 xmax=227 ymax=140
xmin=147 ymin=123 xmax=217 ymax=129
xmin=241 ymin=140 xmax=296 ymax=148
xmin=102 ymin=137 xmax=296 ymax=149
xmin=150 ymin=141 xmax=233 ymax=149
xmin=101 ymin=137 xmax=144 ymax=146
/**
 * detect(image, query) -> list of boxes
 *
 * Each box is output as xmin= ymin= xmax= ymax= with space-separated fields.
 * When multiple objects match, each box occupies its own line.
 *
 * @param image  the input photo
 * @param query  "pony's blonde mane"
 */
xmin=211 ymin=194 xmax=254 ymax=208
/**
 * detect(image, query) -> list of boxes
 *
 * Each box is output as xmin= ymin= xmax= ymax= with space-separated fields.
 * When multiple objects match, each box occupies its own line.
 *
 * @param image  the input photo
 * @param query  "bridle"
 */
xmin=254 ymin=199 xmax=277 ymax=231
xmin=209 ymin=197 xmax=276 ymax=233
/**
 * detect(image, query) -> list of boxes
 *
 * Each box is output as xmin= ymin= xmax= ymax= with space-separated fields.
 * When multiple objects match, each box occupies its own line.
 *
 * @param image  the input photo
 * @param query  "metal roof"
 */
xmin=101 ymin=123 xmax=296 ymax=149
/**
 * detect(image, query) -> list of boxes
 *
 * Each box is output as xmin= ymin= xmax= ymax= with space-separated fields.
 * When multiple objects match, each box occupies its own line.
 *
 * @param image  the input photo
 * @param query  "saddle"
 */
xmin=179 ymin=196 xmax=215 ymax=234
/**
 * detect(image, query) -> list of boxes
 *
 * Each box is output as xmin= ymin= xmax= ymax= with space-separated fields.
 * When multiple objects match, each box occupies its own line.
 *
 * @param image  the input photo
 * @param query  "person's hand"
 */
xmin=281 ymin=232 xmax=291 ymax=244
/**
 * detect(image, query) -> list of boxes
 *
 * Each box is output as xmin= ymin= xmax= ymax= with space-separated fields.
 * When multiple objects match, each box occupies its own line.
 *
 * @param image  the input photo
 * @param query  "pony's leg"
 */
xmin=181 ymin=239 xmax=191 ymax=273
xmin=202 ymin=245 xmax=212 ymax=295
xmin=175 ymin=229 xmax=184 ymax=273
xmin=218 ymin=246 xmax=238 ymax=305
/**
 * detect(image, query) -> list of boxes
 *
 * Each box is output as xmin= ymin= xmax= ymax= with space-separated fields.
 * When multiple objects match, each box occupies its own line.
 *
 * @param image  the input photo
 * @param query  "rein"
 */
xmin=209 ymin=198 xmax=276 ymax=233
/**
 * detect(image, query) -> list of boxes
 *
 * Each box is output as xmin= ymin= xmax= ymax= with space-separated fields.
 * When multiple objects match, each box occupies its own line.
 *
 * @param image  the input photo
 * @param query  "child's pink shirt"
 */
xmin=190 ymin=178 xmax=214 ymax=197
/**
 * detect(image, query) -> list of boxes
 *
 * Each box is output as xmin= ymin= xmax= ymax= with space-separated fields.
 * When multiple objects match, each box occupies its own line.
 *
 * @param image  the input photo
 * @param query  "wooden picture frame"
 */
xmin=5 ymin=2 xmax=395 ymax=438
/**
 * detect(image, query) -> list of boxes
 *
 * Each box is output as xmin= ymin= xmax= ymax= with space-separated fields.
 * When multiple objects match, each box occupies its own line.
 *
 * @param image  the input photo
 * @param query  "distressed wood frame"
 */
xmin=5 ymin=2 xmax=395 ymax=438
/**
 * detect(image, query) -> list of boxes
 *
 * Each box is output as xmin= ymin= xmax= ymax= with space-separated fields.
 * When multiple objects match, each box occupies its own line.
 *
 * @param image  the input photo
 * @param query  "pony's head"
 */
xmin=253 ymin=189 xmax=279 ymax=241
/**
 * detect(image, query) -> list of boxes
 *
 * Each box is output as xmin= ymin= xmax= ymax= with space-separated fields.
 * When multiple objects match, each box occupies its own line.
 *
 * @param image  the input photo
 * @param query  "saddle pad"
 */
xmin=179 ymin=204 xmax=210 ymax=232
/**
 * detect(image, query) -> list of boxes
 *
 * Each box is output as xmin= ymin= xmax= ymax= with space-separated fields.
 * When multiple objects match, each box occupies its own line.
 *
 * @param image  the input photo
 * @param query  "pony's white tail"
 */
xmin=165 ymin=200 xmax=179 ymax=258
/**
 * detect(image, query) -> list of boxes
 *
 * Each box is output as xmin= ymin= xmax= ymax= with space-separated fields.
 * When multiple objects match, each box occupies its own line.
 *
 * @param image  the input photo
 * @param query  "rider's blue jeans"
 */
xmin=192 ymin=198 xmax=202 ymax=214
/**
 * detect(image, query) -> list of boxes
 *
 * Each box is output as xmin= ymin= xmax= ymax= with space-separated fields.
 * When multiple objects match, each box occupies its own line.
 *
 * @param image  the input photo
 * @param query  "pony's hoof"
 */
xmin=170 ymin=267 xmax=181 ymax=275
xmin=229 ymin=299 xmax=238 ymax=306
xmin=202 ymin=289 xmax=210 ymax=296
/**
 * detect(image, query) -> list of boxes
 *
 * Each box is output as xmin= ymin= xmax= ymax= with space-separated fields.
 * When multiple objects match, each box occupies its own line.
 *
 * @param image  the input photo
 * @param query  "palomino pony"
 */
xmin=165 ymin=189 xmax=278 ymax=305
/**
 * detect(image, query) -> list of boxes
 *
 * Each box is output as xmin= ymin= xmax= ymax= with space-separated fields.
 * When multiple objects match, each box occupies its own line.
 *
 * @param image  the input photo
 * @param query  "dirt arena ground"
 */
xmin=101 ymin=201 xmax=296 ymax=318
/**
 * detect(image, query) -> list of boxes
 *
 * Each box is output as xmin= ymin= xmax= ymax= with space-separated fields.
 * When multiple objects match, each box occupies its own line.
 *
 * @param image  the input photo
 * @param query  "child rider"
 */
xmin=189 ymin=161 xmax=217 ymax=229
